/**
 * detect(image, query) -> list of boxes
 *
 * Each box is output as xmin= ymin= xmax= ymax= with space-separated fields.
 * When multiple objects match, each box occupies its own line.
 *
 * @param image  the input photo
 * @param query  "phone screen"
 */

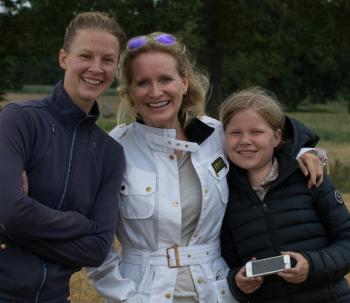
xmin=252 ymin=256 xmax=286 ymax=275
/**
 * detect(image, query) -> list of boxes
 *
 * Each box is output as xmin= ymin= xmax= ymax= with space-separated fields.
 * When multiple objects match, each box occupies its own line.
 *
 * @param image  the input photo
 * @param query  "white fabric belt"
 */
xmin=122 ymin=241 xmax=221 ymax=268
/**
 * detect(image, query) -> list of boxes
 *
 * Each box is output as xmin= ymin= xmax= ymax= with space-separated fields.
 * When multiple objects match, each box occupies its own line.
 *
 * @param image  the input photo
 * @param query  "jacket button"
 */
xmin=197 ymin=278 xmax=203 ymax=284
xmin=0 ymin=243 xmax=6 ymax=250
xmin=121 ymin=185 xmax=126 ymax=191
xmin=165 ymin=293 xmax=172 ymax=299
xmin=221 ymin=289 xmax=225 ymax=294
xmin=146 ymin=186 xmax=152 ymax=192
xmin=203 ymin=187 xmax=208 ymax=194
xmin=169 ymin=155 xmax=175 ymax=160
xmin=172 ymin=201 xmax=179 ymax=208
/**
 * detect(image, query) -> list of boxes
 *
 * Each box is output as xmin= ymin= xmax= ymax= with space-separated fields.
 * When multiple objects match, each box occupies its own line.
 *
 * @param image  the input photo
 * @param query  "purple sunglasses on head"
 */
xmin=127 ymin=33 xmax=177 ymax=50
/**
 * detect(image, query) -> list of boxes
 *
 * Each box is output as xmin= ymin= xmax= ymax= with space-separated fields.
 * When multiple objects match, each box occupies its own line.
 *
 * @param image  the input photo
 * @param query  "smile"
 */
xmin=147 ymin=101 xmax=170 ymax=108
xmin=238 ymin=151 xmax=257 ymax=157
xmin=82 ymin=77 xmax=103 ymax=85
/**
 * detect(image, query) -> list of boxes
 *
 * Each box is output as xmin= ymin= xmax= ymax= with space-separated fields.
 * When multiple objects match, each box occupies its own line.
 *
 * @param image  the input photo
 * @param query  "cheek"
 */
xmin=224 ymin=137 xmax=236 ymax=152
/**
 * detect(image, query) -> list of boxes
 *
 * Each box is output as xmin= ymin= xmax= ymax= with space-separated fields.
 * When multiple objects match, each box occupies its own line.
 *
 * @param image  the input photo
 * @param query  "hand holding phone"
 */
xmin=236 ymin=264 xmax=264 ymax=294
xmin=277 ymin=251 xmax=309 ymax=284
xmin=245 ymin=255 xmax=291 ymax=278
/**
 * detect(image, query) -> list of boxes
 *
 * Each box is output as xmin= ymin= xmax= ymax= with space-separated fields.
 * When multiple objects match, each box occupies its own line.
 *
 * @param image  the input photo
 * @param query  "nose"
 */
xmin=240 ymin=133 xmax=252 ymax=144
xmin=149 ymin=82 xmax=163 ymax=98
xmin=88 ymin=58 xmax=103 ymax=73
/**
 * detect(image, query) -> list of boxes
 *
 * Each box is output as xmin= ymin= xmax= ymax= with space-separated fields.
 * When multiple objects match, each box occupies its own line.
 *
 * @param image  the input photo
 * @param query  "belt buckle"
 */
xmin=166 ymin=244 xmax=180 ymax=268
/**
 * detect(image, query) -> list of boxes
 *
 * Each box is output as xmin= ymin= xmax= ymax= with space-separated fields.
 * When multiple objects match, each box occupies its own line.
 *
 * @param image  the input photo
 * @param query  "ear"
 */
xmin=274 ymin=129 xmax=282 ymax=147
xmin=58 ymin=49 xmax=68 ymax=70
xmin=182 ymin=77 xmax=189 ymax=95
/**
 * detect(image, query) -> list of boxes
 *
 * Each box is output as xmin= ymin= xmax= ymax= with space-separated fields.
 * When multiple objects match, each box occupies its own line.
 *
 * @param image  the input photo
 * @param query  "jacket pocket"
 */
xmin=207 ymin=153 xmax=229 ymax=204
xmin=119 ymin=168 xmax=156 ymax=219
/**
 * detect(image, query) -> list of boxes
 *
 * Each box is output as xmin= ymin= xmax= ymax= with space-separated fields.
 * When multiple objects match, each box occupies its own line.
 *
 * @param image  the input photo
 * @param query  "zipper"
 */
xmin=35 ymin=117 xmax=88 ymax=301
xmin=34 ymin=261 xmax=47 ymax=303
xmin=261 ymin=190 xmax=281 ymax=254
xmin=57 ymin=118 xmax=87 ymax=210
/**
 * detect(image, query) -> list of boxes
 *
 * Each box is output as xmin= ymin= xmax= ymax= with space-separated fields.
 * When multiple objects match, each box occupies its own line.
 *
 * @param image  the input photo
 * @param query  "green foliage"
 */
xmin=96 ymin=117 xmax=118 ymax=133
xmin=1 ymin=0 xmax=350 ymax=112
xmin=330 ymin=161 xmax=350 ymax=193
xmin=289 ymin=111 xmax=350 ymax=143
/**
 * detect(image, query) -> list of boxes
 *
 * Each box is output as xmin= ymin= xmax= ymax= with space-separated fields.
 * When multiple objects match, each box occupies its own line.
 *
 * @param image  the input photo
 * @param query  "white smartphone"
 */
xmin=245 ymin=255 xmax=291 ymax=277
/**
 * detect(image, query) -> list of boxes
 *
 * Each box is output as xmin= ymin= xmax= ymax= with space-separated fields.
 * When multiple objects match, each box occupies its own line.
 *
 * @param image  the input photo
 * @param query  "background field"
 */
xmin=2 ymin=93 xmax=349 ymax=301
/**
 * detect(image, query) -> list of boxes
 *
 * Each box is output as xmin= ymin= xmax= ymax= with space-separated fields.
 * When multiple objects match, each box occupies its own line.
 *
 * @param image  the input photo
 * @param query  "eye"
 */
xmin=251 ymin=130 xmax=263 ymax=135
xmin=103 ymin=57 xmax=116 ymax=65
xmin=159 ymin=76 xmax=172 ymax=84
xmin=228 ymin=131 xmax=240 ymax=136
xmin=79 ymin=54 xmax=91 ymax=60
xmin=136 ymin=79 xmax=149 ymax=87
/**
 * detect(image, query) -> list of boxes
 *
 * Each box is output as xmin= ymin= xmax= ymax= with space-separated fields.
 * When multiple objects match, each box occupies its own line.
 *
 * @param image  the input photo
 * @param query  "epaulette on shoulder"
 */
xmin=197 ymin=115 xmax=222 ymax=128
xmin=109 ymin=123 xmax=128 ymax=140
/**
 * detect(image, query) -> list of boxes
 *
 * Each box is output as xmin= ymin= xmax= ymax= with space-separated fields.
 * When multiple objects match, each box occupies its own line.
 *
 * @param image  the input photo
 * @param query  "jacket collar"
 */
xmin=135 ymin=117 xmax=215 ymax=145
xmin=185 ymin=118 xmax=215 ymax=144
xmin=46 ymin=81 xmax=99 ymax=128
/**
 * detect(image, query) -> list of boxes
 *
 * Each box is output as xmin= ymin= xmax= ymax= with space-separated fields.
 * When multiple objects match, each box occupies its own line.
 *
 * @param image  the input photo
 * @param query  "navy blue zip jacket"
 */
xmin=221 ymin=117 xmax=350 ymax=302
xmin=0 ymin=82 xmax=125 ymax=303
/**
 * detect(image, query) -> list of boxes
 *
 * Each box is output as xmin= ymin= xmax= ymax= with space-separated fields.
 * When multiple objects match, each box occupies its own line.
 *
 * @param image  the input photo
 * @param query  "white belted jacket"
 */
xmin=86 ymin=117 xmax=238 ymax=303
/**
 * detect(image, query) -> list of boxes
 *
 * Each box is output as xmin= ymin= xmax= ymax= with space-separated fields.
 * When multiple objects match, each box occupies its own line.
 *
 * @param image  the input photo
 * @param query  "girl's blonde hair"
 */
xmin=117 ymin=32 xmax=209 ymax=127
xmin=219 ymin=87 xmax=285 ymax=132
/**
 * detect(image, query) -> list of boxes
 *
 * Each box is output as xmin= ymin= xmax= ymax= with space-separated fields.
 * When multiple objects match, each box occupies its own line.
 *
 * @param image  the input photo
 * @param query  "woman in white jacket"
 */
xmin=86 ymin=32 xmax=323 ymax=303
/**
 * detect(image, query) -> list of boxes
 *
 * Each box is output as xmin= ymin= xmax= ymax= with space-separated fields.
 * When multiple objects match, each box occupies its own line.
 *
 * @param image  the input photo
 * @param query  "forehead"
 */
xmin=71 ymin=29 xmax=120 ymax=54
xmin=130 ymin=51 xmax=179 ymax=76
xmin=229 ymin=109 xmax=269 ymax=126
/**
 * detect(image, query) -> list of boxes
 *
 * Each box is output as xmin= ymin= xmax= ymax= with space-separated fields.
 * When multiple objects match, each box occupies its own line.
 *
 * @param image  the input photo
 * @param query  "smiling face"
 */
xmin=225 ymin=108 xmax=282 ymax=180
xmin=59 ymin=29 xmax=120 ymax=113
xmin=128 ymin=51 xmax=188 ymax=129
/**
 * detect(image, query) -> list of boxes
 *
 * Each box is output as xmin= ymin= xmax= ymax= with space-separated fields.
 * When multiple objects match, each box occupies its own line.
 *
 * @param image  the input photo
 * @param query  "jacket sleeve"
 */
xmin=85 ymin=244 xmax=139 ymax=302
xmin=0 ymin=104 xmax=93 ymax=240
xmin=14 ymin=146 xmax=126 ymax=267
xmin=303 ymin=176 xmax=350 ymax=283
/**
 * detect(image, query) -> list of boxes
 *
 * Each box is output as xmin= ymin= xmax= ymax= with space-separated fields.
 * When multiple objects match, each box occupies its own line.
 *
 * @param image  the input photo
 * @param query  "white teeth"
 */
xmin=82 ymin=78 xmax=102 ymax=85
xmin=239 ymin=151 xmax=256 ymax=157
xmin=147 ymin=101 xmax=169 ymax=108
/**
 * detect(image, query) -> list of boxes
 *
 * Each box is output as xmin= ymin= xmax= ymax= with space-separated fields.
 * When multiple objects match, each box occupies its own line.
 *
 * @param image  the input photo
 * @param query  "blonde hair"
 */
xmin=116 ymin=32 xmax=209 ymax=127
xmin=63 ymin=11 xmax=125 ymax=52
xmin=219 ymin=87 xmax=285 ymax=132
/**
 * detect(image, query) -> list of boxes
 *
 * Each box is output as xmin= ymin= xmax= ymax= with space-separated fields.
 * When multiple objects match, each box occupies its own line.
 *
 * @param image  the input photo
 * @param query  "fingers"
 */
xmin=316 ymin=160 xmax=324 ymax=186
xmin=22 ymin=170 xmax=29 ymax=194
xmin=279 ymin=251 xmax=309 ymax=284
xmin=298 ymin=153 xmax=324 ymax=188
xmin=236 ymin=264 xmax=263 ymax=294
xmin=297 ymin=158 xmax=308 ymax=177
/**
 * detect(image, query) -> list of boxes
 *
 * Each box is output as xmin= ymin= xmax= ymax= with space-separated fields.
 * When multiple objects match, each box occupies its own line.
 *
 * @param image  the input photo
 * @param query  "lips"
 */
xmin=238 ymin=151 xmax=257 ymax=157
xmin=81 ymin=77 xmax=103 ymax=85
xmin=146 ymin=100 xmax=170 ymax=108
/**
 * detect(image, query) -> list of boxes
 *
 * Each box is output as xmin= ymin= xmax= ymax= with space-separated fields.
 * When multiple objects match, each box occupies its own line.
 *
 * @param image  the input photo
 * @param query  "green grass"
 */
xmin=330 ymin=161 xmax=350 ymax=193
xmin=288 ymin=112 xmax=350 ymax=143
xmin=96 ymin=117 xmax=118 ymax=132
xmin=6 ymin=84 xmax=118 ymax=96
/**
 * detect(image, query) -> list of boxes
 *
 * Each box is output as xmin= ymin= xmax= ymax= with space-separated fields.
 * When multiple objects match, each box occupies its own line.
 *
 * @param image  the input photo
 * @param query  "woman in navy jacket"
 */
xmin=220 ymin=87 xmax=350 ymax=303
xmin=0 ymin=12 xmax=125 ymax=303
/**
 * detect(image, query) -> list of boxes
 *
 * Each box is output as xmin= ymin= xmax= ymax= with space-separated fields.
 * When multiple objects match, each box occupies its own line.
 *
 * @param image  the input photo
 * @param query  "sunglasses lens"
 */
xmin=127 ymin=33 xmax=176 ymax=50
xmin=154 ymin=33 xmax=176 ymax=46
xmin=127 ymin=36 xmax=148 ymax=49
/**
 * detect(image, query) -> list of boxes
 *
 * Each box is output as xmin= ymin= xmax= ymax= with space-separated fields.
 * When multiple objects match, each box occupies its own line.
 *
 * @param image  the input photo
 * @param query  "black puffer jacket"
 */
xmin=221 ymin=116 xmax=350 ymax=303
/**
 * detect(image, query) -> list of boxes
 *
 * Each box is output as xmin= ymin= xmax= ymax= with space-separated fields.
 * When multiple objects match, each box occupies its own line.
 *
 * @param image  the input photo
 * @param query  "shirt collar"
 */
xmin=47 ymin=81 xmax=99 ymax=127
